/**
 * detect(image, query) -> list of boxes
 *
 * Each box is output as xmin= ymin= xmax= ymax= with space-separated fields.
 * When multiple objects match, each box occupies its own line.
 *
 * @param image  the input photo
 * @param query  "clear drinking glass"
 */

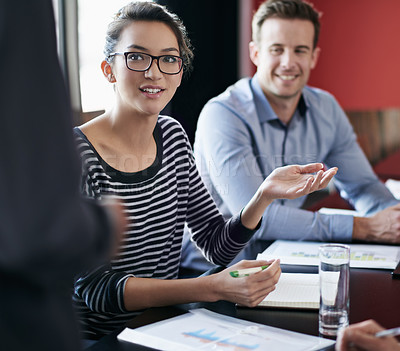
xmin=319 ymin=244 xmax=350 ymax=337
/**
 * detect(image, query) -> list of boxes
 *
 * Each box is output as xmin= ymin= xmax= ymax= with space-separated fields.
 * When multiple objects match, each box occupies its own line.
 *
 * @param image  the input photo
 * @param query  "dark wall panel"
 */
xmin=156 ymin=0 xmax=239 ymax=144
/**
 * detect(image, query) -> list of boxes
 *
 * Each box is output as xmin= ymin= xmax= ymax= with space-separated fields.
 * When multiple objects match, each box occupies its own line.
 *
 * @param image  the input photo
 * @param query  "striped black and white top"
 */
xmin=72 ymin=116 xmax=256 ymax=339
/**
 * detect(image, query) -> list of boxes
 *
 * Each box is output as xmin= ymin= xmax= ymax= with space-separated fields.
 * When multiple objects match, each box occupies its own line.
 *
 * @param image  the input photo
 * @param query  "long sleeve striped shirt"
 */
xmin=72 ymin=116 xmax=257 ymax=339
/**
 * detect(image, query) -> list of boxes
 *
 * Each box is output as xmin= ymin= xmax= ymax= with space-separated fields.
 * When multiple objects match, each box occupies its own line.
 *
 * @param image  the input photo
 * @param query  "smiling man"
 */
xmin=250 ymin=16 xmax=319 ymax=124
xmin=180 ymin=0 xmax=400 ymax=274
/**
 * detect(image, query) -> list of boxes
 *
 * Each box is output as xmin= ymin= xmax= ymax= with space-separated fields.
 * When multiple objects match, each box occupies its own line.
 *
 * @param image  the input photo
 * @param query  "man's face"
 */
xmin=250 ymin=18 xmax=320 ymax=104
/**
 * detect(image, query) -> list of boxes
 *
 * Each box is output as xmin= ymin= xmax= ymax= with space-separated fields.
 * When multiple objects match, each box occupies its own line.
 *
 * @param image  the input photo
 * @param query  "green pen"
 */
xmin=229 ymin=265 xmax=270 ymax=278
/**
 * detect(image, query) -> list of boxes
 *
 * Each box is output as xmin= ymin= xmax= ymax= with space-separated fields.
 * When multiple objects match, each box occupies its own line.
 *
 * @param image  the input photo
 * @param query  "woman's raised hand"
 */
xmin=261 ymin=163 xmax=338 ymax=200
xmin=240 ymin=163 xmax=337 ymax=229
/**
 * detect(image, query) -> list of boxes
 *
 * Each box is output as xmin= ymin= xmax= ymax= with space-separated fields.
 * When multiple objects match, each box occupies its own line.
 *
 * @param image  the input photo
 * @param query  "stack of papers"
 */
xmin=257 ymin=240 xmax=400 ymax=269
xmin=118 ymin=308 xmax=334 ymax=351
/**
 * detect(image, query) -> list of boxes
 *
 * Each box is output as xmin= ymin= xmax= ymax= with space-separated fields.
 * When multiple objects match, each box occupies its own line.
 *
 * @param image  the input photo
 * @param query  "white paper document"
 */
xmin=257 ymin=240 xmax=400 ymax=269
xmin=259 ymin=273 xmax=320 ymax=309
xmin=320 ymin=271 xmax=340 ymax=305
xmin=318 ymin=207 xmax=358 ymax=216
xmin=118 ymin=308 xmax=335 ymax=351
xmin=385 ymin=178 xmax=400 ymax=199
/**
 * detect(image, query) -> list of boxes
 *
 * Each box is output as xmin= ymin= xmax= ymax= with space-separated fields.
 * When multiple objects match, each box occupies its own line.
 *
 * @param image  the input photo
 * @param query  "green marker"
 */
xmin=229 ymin=265 xmax=270 ymax=278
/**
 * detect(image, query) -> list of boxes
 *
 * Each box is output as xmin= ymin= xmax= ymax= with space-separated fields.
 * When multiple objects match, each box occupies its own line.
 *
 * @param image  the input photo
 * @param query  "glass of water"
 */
xmin=319 ymin=244 xmax=350 ymax=337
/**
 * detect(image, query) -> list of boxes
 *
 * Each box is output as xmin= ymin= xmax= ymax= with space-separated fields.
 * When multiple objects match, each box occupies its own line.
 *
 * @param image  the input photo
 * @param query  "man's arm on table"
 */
xmin=320 ymin=97 xmax=400 ymax=243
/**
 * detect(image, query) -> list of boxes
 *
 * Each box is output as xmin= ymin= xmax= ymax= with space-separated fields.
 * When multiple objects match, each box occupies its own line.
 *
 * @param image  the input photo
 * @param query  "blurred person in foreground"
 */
xmin=0 ymin=1 xmax=123 ymax=350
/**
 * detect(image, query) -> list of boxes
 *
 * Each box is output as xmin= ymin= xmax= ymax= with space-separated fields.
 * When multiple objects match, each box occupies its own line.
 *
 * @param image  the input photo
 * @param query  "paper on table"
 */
xmin=257 ymin=240 xmax=400 ymax=269
xmin=385 ymin=178 xmax=400 ymax=199
xmin=259 ymin=273 xmax=320 ymax=309
xmin=320 ymin=271 xmax=340 ymax=306
xmin=117 ymin=308 xmax=335 ymax=351
xmin=318 ymin=207 xmax=358 ymax=216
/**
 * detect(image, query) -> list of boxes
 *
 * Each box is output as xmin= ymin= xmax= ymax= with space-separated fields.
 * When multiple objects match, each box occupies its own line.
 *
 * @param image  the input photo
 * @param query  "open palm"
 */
xmin=261 ymin=163 xmax=338 ymax=200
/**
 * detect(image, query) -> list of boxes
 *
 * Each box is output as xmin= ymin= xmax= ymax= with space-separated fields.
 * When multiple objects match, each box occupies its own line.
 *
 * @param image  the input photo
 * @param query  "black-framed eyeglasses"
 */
xmin=108 ymin=52 xmax=184 ymax=75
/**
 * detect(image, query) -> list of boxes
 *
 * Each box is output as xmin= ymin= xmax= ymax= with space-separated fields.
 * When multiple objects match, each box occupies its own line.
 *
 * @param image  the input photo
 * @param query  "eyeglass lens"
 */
xmin=126 ymin=52 xmax=182 ymax=74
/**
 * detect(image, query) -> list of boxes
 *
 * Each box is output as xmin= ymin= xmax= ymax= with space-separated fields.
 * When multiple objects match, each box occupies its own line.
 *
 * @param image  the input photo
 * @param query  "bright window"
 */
xmin=78 ymin=1 xmax=150 ymax=112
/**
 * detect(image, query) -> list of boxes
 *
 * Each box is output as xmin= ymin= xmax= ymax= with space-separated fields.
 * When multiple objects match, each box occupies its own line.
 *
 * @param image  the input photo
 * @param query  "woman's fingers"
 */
xmin=298 ymin=163 xmax=324 ymax=174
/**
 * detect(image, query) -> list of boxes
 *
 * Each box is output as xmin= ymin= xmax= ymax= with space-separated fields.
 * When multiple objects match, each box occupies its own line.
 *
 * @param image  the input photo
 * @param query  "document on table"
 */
xmin=320 ymin=271 xmax=340 ymax=305
xmin=318 ymin=207 xmax=358 ymax=216
xmin=117 ymin=308 xmax=335 ymax=351
xmin=385 ymin=178 xmax=400 ymax=199
xmin=257 ymin=240 xmax=400 ymax=269
xmin=258 ymin=273 xmax=320 ymax=309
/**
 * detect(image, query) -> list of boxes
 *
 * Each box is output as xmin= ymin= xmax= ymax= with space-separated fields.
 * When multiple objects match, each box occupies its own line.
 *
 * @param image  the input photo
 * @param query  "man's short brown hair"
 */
xmin=252 ymin=0 xmax=321 ymax=48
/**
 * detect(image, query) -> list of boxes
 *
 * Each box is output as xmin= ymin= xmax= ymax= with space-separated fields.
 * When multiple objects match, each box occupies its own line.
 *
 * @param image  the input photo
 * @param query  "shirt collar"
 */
xmin=250 ymin=74 xmax=308 ymax=124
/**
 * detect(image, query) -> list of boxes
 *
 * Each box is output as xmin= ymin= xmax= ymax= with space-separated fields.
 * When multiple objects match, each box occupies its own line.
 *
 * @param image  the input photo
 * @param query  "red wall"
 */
xmin=253 ymin=0 xmax=400 ymax=110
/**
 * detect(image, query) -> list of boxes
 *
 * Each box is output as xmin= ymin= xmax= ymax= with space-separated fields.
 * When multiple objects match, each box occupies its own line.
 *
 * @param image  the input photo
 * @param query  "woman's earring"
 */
xmin=109 ymin=74 xmax=115 ymax=83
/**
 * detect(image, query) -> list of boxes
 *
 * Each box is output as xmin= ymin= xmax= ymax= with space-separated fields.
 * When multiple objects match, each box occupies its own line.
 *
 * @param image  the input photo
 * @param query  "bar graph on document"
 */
xmin=289 ymin=249 xmax=387 ymax=262
xmin=183 ymin=328 xmax=259 ymax=350
xmin=118 ymin=309 xmax=335 ymax=350
xmin=257 ymin=240 xmax=400 ymax=269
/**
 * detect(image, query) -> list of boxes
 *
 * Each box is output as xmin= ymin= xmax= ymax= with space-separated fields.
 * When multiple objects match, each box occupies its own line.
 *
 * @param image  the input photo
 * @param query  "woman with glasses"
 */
xmin=73 ymin=1 xmax=337 ymax=340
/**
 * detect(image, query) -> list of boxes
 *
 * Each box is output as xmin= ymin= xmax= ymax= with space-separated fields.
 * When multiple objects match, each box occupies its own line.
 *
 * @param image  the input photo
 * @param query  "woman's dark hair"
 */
xmin=104 ymin=1 xmax=194 ymax=75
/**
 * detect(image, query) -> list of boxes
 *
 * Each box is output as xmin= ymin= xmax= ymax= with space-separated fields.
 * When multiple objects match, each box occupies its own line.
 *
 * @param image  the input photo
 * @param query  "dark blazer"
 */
xmin=0 ymin=0 xmax=113 ymax=350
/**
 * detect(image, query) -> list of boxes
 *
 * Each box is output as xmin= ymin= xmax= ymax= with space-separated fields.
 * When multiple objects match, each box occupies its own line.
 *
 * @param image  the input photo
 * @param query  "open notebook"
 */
xmin=258 ymin=273 xmax=320 ymax=309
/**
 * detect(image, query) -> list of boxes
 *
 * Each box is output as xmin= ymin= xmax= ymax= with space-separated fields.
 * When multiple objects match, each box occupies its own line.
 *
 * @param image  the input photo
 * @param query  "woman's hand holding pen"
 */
xmin=208 ymin=259 xmax=281 ymax=307
xmin=241 ymin=163 xmax=338 ymax=230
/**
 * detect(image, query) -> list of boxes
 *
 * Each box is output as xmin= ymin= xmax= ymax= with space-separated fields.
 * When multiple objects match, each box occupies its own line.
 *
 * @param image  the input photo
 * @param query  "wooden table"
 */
xmin=88 ymin=265 xmax=400 ymax=351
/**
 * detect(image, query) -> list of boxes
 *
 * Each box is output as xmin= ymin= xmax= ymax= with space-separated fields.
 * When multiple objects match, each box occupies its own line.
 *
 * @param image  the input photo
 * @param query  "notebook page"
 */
xmin=259 ymin=273 xmax=320 ymax=309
